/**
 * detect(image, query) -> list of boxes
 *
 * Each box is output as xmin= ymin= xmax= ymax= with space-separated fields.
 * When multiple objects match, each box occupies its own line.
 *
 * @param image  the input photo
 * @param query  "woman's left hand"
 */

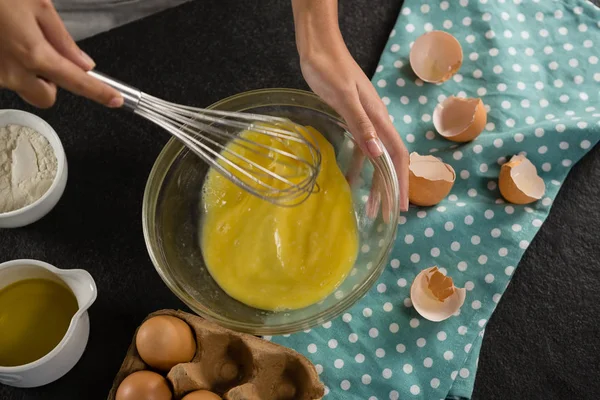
xmin=299 ymin=39 xmax=410 ymax=212
xmin=292 ymin=0 xmax=409 ymax=212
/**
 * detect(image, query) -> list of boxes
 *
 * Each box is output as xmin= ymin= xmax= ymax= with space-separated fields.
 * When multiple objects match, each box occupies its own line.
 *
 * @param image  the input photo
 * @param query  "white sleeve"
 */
xmin=54 ymin=0 xmax=192 ymax=40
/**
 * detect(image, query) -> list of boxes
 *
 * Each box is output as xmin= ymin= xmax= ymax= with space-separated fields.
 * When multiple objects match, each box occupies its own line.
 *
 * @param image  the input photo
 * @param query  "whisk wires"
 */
xmin=136 ymin=93 xmax=322 ymax=206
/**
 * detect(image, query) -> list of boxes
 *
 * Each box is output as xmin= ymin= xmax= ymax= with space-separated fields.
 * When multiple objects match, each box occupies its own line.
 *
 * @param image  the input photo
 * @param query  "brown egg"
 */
xmin=408 ymin=152 xmax=455 ymax=207
xmin=136 ymin=316 xmax=197 ymax=371
xmin=433 ymin=96 xmax=487 ymax=143
xmin=116 ymin=370 xmax=172 ymax=400
xmin=499 ymin=154 xmax=545 ymax=204
xmin=410 ymin=31 xmax=463 ymax=83
xmin=182 ymin=390 xmax=222 ymax=400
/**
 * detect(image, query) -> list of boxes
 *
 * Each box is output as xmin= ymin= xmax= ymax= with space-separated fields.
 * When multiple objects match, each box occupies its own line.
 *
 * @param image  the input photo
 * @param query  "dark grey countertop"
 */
xmin=1 ymin=0 xmax=599 ymax=399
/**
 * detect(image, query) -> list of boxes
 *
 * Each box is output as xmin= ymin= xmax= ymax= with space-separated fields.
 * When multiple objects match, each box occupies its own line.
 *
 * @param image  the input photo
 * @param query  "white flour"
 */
xmin=0 ymin=125 xmax=57 ymax=214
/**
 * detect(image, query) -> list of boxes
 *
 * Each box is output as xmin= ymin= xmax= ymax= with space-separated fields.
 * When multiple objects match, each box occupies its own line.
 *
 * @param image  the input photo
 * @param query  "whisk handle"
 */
xmin=87 ymin=70 xmax=142 ymax=111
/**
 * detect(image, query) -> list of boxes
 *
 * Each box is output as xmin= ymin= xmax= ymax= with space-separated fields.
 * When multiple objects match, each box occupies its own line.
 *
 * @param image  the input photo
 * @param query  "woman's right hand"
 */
xmin=0 ymin=0 xmax=122 ymax=108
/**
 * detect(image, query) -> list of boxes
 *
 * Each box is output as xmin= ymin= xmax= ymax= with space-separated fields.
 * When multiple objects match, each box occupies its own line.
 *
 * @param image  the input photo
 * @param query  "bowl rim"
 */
xmin=142 ymin=88 xmax=399 ymax=335
xmin=0 ymin=110 xmax=66 ymax=218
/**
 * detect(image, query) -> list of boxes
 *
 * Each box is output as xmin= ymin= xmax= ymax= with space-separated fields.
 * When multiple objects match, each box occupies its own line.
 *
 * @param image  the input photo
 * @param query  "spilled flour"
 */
xmin=0 ymin=125 xmax=57 ymax=213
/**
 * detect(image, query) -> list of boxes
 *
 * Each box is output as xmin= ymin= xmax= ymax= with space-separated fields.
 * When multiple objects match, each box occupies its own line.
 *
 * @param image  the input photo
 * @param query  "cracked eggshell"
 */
xmin=410 ymin=267 xmax=466 ymax=322
xmin=499 ymin=154 xmax=546 ymax=204
xmin=433 ymin=96 xmax=487 ymax=143
xmin=408 ymin=152 xmax=455 ymax=207
xmin=409 ymin=30 xmax=463 ymax=83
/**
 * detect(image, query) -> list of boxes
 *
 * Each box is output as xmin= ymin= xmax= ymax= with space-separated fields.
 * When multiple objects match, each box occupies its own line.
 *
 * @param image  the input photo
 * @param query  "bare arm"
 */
xmin=291 ymin=0 xmax=409 ymax=211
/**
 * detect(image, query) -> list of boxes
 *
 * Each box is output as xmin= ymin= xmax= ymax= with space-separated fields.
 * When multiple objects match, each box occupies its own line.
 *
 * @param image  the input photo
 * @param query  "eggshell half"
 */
xmin=499 ymin=154 xmax=546 ymax=204
xmin=408 ymin=152 xmax=455 ymax=206
xmin=433 ymin=96 xmax=487 ymax=142
xmin=409 ymin=31 xmax=463 ymax=83
xmin=411 ymin=267 xmax=466 ymax=322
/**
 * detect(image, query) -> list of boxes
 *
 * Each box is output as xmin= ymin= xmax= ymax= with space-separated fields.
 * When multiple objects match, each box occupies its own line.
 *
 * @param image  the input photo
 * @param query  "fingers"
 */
xmin=16 ymin=74 xmax=57 ymax=109
xmin=35 ymin=0 xmax=95 ymax=70
xmin=31 ymin=46 xmax=123 ymax=108
xmin=336 ymin=89 xmax=385 ymax=159
xmin=378 ymin=125 xmax=410 ymax=212
xmin=345 ymin=145 xmax=365 ymax=187
xmin=359 ymin=83 xmax=410 ymax=212
xmin=366 ymin=175 xmax=381 ymax=220
xmin=0 ymin=0 xmax=122 ymax=108
xmin=397 ymin=154 xmax=410 ymax=211
xmin=367 ymin=168 xmax=392 ymax=223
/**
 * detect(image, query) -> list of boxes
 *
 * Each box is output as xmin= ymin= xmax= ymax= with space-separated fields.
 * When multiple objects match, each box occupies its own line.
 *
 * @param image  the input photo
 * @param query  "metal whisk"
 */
xmin=88 ymin=71 xmax=321 ymax=206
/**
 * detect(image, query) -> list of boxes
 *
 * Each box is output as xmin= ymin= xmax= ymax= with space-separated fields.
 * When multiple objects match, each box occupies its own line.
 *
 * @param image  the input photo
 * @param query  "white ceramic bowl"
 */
xmin=0 ymin=110 xmax=68 ymax=228
xmin=0 ymin=259 xmax=97 ymax=388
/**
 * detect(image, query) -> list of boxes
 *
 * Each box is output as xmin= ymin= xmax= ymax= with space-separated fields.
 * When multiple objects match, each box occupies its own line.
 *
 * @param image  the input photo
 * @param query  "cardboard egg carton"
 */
xmin=107 ymin=309 xmax=324 ymax=400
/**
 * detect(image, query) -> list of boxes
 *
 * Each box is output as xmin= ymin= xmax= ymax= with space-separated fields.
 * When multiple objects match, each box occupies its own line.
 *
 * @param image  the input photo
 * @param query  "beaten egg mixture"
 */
xmin=201 ymin=124 xmax=358 ymax=311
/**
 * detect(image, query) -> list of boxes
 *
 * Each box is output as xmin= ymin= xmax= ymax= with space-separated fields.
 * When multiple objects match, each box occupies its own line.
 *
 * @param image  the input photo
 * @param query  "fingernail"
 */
xmin=80 ymin=50 xmax=96 ymax=69
xmin=400 ymin=193 xmax=409 ymax=212
xmin=366 ymin=138 xmax=384 ymax=157
xmin=108 ymin=96 xmax=124 ymax=108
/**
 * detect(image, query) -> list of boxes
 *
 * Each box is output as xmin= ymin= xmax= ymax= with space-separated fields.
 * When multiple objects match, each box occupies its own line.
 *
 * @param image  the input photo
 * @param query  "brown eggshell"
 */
xmin=499 ymin=154 xmax=545 ymax=204
xmin=116 ymin=370 xmax=172 ymax=400
xmin=182 ymin=390 xmax=222 ymax=400
xmin=408 ymin=152 xmax=455 ymax=207
xmin=409 ymin=31 xmax=463 ymax=83
xmin=136 ymin=315 xmax=197 ymax=371
xmin=433 ymin=96 xmax=487 ymax=143
xmin=410 ymin=267 xmax=466 ymax=322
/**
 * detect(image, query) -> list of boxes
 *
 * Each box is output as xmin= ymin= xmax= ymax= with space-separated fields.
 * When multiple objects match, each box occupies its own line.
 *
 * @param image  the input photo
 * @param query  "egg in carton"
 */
xmin=107 ymin=309 xmax=324 ymax=400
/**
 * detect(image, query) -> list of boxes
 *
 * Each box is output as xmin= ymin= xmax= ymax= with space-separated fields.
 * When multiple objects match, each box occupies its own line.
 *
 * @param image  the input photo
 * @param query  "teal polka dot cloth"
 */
xmin=272 ymin=0 xmax=600 ymax=398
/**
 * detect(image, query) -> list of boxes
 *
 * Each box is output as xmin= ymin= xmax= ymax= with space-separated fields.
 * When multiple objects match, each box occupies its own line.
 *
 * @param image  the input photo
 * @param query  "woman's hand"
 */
xmin=291 ymin=0 xmax=409 ymax=211
xmin=0 ymin=0 xmax=122 ymax=108
xmin=299 ymin=46 xmax=410 ymax=212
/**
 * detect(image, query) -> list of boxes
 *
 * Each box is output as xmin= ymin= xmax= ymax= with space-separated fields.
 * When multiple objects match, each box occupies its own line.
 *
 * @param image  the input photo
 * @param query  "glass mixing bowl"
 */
xmin=143 ymin=89 xmax=399 ymax=335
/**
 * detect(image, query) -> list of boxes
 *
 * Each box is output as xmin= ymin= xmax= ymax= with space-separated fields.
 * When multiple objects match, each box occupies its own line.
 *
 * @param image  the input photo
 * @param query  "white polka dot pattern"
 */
xmin=273 ymin=1 xmax=600 ymax=398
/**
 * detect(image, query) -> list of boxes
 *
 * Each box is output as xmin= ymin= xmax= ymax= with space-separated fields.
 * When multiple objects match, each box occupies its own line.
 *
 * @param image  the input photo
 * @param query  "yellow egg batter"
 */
xmin=201 ymin=124 xmax=358 ymax=311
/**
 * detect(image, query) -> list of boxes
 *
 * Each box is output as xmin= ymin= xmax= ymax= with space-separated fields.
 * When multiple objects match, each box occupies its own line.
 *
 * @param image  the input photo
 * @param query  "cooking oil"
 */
xmin=0 ymin=278 xmax=78 ymax=366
